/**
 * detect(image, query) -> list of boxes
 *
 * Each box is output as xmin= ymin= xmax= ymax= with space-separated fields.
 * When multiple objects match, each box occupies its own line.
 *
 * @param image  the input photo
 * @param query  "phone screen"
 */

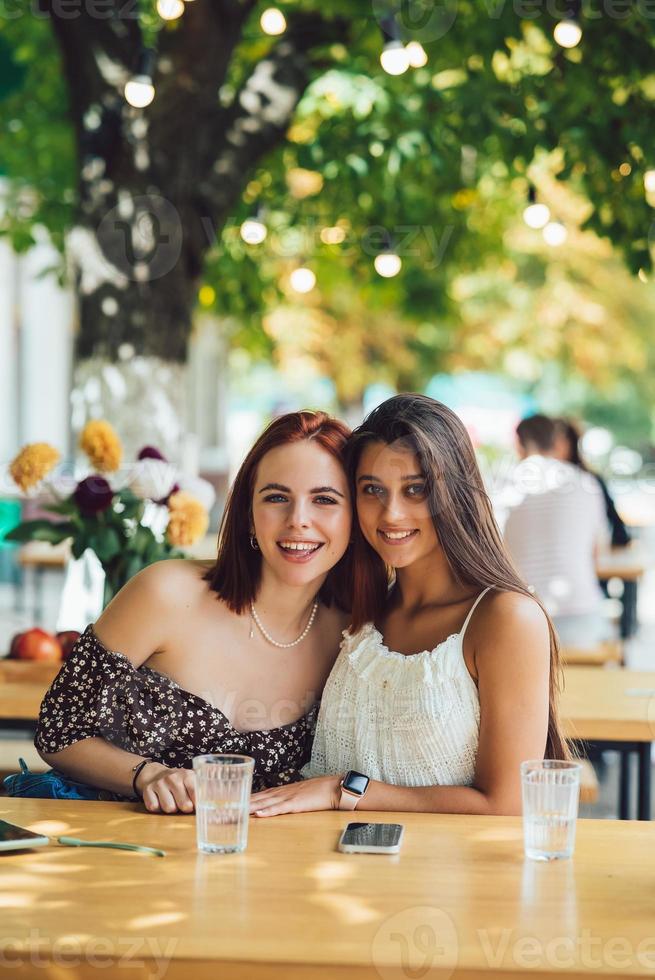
xmin=341 ymin=822 xmax=404 ymax=848
xmin=0 ymin=820 xmax=48 ymax=843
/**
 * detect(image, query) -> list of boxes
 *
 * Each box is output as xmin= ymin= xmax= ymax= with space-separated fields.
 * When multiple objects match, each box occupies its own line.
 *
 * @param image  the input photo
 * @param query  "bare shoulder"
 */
xmin=94 ymin=559 xmax=211 ymax=664
xmin=481 ymin=590 xmax=549 ymax=635
xmin=470 ymin=590 xmax=550 ymax=672
xmin=129 ymin=558 xmax=212 ymax=609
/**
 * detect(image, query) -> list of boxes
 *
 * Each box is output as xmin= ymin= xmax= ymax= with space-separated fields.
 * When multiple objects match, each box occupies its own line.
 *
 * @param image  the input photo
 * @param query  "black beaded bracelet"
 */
xmin=131 ymin=759 xmax=152 ymax=799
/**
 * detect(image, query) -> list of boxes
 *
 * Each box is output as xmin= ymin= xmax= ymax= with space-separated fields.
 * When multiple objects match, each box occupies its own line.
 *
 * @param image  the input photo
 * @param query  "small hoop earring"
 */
xmin=250 ymin=534 xmax=260 ymax=551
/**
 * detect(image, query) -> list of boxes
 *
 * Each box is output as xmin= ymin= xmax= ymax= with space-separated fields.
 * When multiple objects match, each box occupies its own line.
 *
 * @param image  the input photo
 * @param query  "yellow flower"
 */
xmin=166 ymin=491 xmax=209 ymax=547
xmin=79 ymin=420 xmax=122 ymax=472
xmin=9 ymin=443 xmax=60 ymax=492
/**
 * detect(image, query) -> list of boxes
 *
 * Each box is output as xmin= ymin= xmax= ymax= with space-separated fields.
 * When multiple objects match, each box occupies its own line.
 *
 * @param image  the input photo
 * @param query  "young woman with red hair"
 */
xmin=33 ymin=411 xmax=352 ymax=812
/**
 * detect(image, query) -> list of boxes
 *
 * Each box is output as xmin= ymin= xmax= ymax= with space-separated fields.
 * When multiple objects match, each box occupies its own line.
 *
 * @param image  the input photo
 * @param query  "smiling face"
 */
xmin=355 ymin=440 xmax=441 ymax=570
xmin=251 ymin=440 xmax=351 ymax=589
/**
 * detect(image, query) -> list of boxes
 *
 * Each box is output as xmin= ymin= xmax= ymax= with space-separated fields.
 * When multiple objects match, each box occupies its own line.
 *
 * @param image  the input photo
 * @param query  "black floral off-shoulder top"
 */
xmin=34 ymin=626 xmax=318 ymax=793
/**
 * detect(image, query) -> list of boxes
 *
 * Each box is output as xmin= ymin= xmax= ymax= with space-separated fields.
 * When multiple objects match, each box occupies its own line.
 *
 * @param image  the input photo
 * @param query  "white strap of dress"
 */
xmin=460 ymin=587 xmax=493 ymax=640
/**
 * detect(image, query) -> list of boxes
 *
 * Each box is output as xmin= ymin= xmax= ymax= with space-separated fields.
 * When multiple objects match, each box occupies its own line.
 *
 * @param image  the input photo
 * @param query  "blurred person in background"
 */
xmin=552 ymin=418 xmax=630 ymax=549
xmin=503 ymin=414 xmax=612 ymax=648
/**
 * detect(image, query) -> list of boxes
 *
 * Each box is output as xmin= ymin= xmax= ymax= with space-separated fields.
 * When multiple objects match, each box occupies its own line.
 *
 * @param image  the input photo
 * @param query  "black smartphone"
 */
xmin=337 ymin=822 xmax=404 ymax=854
xmin=0 ymin=820 xmax=49 ymax=852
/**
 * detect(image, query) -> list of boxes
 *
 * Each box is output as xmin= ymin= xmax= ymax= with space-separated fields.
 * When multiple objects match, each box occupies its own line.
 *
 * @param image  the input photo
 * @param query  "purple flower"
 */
xmin=74 ymin=476 xmax=114 ymax=516
xmin=137 ymin=446 xmax=167 ymax=463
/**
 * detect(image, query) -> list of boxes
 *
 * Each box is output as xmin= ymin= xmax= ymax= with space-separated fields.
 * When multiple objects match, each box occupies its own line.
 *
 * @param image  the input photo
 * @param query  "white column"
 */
xmin=18 ymin=234 xmax=75 ymax=456
xmin=0 ymin=238 xmax=19 ymax=461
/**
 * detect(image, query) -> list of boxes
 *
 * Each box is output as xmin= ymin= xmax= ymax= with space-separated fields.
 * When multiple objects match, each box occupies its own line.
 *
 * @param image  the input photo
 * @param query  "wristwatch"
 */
xmin=338 ymin=770 xmax=370 ymax=810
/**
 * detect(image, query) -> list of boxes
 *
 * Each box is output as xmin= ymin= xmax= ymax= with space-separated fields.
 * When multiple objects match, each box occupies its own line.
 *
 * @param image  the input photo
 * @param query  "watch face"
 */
xmin=344 ymin=770 xmax=369 ymax=796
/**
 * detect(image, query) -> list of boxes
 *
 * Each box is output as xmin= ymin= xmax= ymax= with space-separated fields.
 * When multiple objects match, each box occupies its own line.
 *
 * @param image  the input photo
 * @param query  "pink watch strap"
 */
xmin=339 ymin=785 xmax=361 ymax=811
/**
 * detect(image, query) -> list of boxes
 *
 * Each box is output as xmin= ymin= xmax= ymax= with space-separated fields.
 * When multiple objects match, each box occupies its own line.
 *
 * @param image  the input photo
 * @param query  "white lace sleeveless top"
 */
xmin=303 ymin=588 xmax=492 ymax=787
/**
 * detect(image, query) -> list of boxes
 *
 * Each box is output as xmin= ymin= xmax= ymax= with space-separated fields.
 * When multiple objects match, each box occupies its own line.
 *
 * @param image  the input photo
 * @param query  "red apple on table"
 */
xmin=8 ymin=632 xmax=23 ymax=659
xmin=56 ymin=630 xmax=81 ymax=660
xmin=13 ymin=628 xmax=63 ymax=662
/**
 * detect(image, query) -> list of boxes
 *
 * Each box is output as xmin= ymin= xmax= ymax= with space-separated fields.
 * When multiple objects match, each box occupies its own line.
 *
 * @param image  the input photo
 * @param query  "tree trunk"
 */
xmin=46 ymin=2 xmax=348 ymax=366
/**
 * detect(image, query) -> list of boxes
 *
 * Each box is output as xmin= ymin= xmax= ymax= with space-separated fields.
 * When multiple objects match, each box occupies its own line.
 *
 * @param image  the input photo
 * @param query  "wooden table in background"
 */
xmin=596 ymin=544 xmax=647 ymax=639
xmin=3 ymin=799 xmax=655 ymax=979
xmin=562 ymin=666 xmax=655 ymax=820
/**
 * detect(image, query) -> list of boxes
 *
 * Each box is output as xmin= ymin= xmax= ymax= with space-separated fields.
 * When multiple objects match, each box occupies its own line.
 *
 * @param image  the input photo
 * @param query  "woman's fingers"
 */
xmin=249 ymin=793 xmax=283 ymax=813
xmin=254 ymin=800 xmax=294 ymax=817
xmin=183 ymin=771 xmax=197 ymax=806
xmin=154 ymin=781 xmax=179 ymax=814
xmin=142 ymin=785 xmax=161 ymax=812
xmin=165 ymin=772 xmax=194 ymax=813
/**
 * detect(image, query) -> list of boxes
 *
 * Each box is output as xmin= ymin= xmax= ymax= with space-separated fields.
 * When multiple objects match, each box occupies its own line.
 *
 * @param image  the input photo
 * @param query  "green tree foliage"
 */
xmin=1 ymin=0 xmax=655 ymax=404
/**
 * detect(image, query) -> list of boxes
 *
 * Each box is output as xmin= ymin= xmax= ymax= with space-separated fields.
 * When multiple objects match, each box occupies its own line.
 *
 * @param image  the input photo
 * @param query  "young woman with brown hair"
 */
xmin=249 ymin=394 xmax=568 ymax=818
xmin=33 ymin=411 xmax=352 ymax=812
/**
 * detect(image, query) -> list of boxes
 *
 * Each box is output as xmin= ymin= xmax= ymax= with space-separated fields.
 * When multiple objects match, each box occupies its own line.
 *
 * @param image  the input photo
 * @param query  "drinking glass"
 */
xmin=193 ymin=754 xmax=254 ymax=854
xmin=521 ymin=760 xmax=582 ymax=861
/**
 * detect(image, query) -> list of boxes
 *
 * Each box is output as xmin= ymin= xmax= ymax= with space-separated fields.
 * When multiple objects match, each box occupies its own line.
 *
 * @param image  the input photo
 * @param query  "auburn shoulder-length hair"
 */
xmin=346 ymin=393 xmax=569 ymax=761
xmin=203 ymin=410 xmax=352 ymax=613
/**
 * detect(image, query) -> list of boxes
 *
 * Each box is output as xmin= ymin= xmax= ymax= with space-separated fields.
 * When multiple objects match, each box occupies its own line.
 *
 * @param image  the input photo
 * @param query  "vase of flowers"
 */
xmin=6 ymin=420 xmax=211 ymax=608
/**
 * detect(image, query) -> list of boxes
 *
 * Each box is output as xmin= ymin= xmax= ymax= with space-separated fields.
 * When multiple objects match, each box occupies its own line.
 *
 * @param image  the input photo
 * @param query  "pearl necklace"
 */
xmin=249 ymin=600 xmax=319 ymax=648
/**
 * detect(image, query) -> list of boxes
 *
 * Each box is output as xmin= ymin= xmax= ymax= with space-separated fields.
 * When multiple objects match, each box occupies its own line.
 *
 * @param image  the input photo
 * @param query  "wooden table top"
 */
xmin=17 ymin=540 xmax=70 ymax=568
xmin=2 ymin=799 xmax=655 ymax=979
xmin=0 ymin=681 xmax=47 ymax=722
xmin=561 ymin=666 xmax=655 ymax=742
xmin=596 ymin=544 xmax=647 ymax=582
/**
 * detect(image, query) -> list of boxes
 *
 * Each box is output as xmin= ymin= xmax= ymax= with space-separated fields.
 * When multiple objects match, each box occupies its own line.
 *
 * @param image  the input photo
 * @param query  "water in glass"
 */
xmin=193 ymin=754 xmax=254 ymax=854
xmin=521 ymin=760 xmax=581 ymax=861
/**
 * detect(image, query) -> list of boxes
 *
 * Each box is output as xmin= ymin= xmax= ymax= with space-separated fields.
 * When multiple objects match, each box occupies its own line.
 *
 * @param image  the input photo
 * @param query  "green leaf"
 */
xmin=87 ymin=527 xmax=122 ymax=563
xmin=127 ymin=524 xmax=156 ymax=553
xmin=5 ymin=520 xmax=74 ymax=544
xmin=71 ymin=537 xmax=87 ymax=560
xmin=43 ymin=500 xmax=77 ymax=517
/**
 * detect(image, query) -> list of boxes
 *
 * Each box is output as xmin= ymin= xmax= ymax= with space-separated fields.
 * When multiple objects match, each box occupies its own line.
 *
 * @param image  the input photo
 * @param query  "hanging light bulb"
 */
xmin=380 ymin=41 xmax=410 ymax=76
xmin=523 ymin=187 xmax=550 ymax=229
xmin=379 ymin=15 xmax=409 ymax=76
xmin=644 ymin=170 xmax=655 ymax=193
xmin=405 ymin=41 xmax=428 ymax=68
xmin=553 ymin=17 xmax=582 ymax=48
xmin=157 ymin=0 xmax=184 ymax=19
xmin=374 ymin=251 xmax=402 ymax=278
xmin=290 ymin=267 xmax=316 ymax=293
xmin=260 ymin=7 xmax=287 ymax=36
xmin=240 ymin=216 xmax=267 ymax=245
xmin=542 ymin=221 xmax=568 ymax=246
xmin=124 ymin=50 xmax=156 ymax=109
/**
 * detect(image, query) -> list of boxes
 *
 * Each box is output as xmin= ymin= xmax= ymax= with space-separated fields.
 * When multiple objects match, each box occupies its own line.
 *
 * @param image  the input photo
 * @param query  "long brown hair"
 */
xmin=203 ymin=410 xmax=352 ymax=613
xmin=347 ymin=393 xmax=569 ymax=761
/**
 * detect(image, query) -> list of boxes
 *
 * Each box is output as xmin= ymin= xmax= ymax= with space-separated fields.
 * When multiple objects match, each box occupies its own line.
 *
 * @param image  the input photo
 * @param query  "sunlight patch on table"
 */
xmin=128 ymin=911 xmax=187 ymax=930
xmin=309 ymin=892 xmax=379 ymax=924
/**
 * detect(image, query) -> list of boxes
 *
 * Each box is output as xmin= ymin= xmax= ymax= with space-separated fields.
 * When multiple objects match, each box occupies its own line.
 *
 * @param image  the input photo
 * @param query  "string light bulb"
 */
xmin=405 ymin=41 xmax=428 ymax=68
xmin=379 ymin=15 xmax=410 ymax=76
xmin=290 ymin=267 xmax=316 ymax=293
xmin=380 ymin=41 xmax=410 ymax=76
xmin=260 ymin=8 xmax=287 ymax=35
xmin=157 ymin=0 xmax=184 ymax=20
xmin=553 ymin=17 xmax=582 ymax=48
xmin=374 ymin=251 xmax=402 ymax=278
xmin=240 ymin=217 xmax=267 ymax=245
xmin=644 ymin=170 xmax=655 ymax=193
xmin=542 ymin=221 xmax=567 ymax=246
xmin=124 ymin=49 xmax=156 ymax=109
xmin=523 ymin=187 xmax=550 ymax=229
